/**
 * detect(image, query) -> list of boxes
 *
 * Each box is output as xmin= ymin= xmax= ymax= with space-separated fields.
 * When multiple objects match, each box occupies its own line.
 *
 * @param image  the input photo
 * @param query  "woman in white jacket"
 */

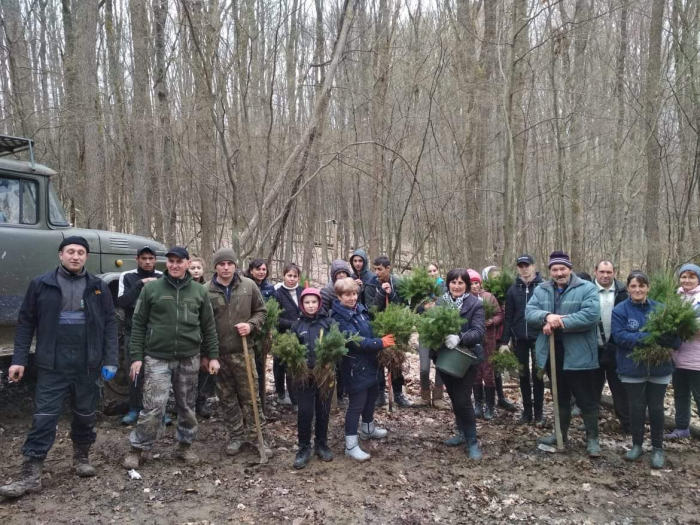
xmin=667 ymin=263 xmax=700 ymax=439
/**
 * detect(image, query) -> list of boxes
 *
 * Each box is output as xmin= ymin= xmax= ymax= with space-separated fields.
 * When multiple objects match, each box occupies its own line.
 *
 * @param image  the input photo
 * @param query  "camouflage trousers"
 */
xmin=129 ymin=354 xmax=199 ymax=450
xmin=217 ymin=352 xmax=266 ymax=442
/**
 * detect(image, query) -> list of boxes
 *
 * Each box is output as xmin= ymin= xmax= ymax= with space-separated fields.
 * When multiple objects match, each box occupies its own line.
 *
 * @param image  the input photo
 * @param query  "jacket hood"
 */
xmin=481 ymin=266 xmax=498 ymax=282
xmin=329 ymin=259 xmax=353 ymax=283
xmin=300 ymin=287 xmax=323 ymax=316
xmin=350 ymin=249 xmax=370 ymax=276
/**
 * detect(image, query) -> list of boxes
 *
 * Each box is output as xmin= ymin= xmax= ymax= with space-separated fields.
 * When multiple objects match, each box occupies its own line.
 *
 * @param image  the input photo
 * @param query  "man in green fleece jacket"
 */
xmin=123 ymin=246 xmax=219 ymax=469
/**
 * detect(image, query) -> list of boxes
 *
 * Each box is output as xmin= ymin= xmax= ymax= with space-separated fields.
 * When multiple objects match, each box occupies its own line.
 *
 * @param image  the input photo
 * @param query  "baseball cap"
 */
xmin=165 ymin=246 xmax=190 ymax=260
xmin=137 ymin=246 xmax=156 ymax=256
xmin=516 ymin=254 xmax=535 ymax=266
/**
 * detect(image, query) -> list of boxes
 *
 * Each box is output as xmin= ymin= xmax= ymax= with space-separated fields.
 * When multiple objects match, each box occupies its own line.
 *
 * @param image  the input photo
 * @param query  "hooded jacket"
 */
xmin=349 ymin=249 xmax=377 ymax=305
xmin=206 ymin=272 xmax=267 ymax=356
xmin=330 ymin=299 xmax=384 ymax=394
xmin=13 ymin=268 xmax=119 ymax=370
xmin=525 ymin=272 xmax=601 ymax=371
xmin=321 ymin=259 xmax=353 ymax=314
xmin=499 ymin=273 xmax=544 ymax=344
xmin=612 ymin=298 xmax=680 ymax=377
xmin=673 ymin=285 xmax=700 ymax=371
xmin=291 ymin=288 xmax=335 ymax=368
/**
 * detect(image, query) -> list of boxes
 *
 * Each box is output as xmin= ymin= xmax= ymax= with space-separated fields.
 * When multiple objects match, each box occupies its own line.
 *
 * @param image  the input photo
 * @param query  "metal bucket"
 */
xmin=436 ymin=345 xmax=478 ymax=378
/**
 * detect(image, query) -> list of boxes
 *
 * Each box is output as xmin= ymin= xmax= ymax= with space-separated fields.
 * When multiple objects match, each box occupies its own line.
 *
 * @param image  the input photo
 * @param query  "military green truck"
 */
xmin=0 ymin=135 xmax=166 ymax=397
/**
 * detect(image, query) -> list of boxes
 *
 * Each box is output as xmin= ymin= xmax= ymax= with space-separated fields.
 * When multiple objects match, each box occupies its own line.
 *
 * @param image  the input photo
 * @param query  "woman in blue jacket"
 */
xmin=611 ymin=271 xmax=680 ymax=469
xmin=331 ymin=277 xmax=395 ymax=461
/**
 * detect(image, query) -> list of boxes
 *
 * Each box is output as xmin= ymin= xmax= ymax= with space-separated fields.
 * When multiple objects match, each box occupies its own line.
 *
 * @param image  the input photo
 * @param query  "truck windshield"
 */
xmin=48 ymin=181 xmax=69 ymax=226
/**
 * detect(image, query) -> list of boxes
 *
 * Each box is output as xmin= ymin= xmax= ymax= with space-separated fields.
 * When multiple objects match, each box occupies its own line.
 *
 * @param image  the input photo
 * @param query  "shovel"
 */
xmin=242 ymin=335 xmax=268 ymax=464
xmin=538 ymin=334 xmax=565 ymax=453
xmin=385 ymin=294 xmax=394 ymax=413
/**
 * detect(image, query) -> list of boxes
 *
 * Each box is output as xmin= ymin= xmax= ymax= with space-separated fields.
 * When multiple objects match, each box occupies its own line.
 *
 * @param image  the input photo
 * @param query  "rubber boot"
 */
xmin=360 ymin=420 xmax=388 ymax=440
xmin=0 ymin=457 xmax=43 ymax=498
xmin=123 ymin=447 xmax=142 ymax=469
xmin=445 ymin=429 xmax=465 ymax=447
xmin=495 ymin=374 xmax=518 ymax=412
xmin=432 ymin=387 xmax=448 ymax=410
xmin=650 ymin=447 xmax=665 ymax=469
xmin=473 ymin=384 xmax=484 ymax=419
xmin=315 ymin=442 xmax=333 ymax=462
xmin=414 ymin=389 xmax=432 ymax=408
xmin=582 ymin=412 xmax=602 ymax=458
xmin=464 ymin=427 xmax=482 ymax=460
xmin=73 ymin=444 xmax=96 ymax=478
xmin=121 ymin=409 xmax=140 ymax=426
xmin=625 ymin=444 xmax=643 ymax=461
xmin=375 ymin=391 xmax=387 ymax=407
xmin=518 ymin=404 xmax=533 ymax=425
xmin=484 ymin=387 xmax=496 ymax=421
xmin=345 ymin=435 xmax=370 ymax=461
xmin=538 ymin=407 xmax=571 ymax=446
xmin=294 ymin=444 xmax=313 ymax=469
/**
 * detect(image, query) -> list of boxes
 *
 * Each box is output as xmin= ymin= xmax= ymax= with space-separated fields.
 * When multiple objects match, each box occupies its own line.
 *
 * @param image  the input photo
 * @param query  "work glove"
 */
xmin=101 ymin=366 xmax=118 ymax=381
xmin=445 ymin=334 xmax=461 ymax=349
xmin=381 ymin=335 xmax=396 ymax=348
xmin=656 ymin=333 xmax=677 ymax=347
xmin=499 ymin=344 xmax=510 ymax=354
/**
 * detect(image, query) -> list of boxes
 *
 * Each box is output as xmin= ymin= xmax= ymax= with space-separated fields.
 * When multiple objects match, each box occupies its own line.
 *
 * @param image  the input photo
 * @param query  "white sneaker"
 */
xmin=277 ymin=394 xmax=292 ymax=405
xmin=345 ymin=435 xmax=370 ymax=461
xmin=359 ymin=420 xmax=388 ymax=440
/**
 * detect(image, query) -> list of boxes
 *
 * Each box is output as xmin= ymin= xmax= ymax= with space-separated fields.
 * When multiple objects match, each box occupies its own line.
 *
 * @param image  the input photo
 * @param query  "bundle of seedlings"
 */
xmin=257 ymin=297 xmax=281 ymax=356
xmin=396 ymin=267 xmax=443 ymax=310
xmin=271 ymin=332 xmax=311 ymax=386
xmin=371 ymin=303 xmax=419 ymax=369
xmin=482 ymin=270 xmax=515 ymax=305
xmin=647 ymin=271 xmax=677 ymax=302
xmin=313 ymin=325 xmax=362 ymax=396
xmin=632 ymin=293 xmax=700 ymax=366
xmin=489 ymin=351 xmax=522 ymax=376
xmin=417 ymin=305 xmax=463 ymax=350
xmin=482 ymin=299 xmax=498 ymax=321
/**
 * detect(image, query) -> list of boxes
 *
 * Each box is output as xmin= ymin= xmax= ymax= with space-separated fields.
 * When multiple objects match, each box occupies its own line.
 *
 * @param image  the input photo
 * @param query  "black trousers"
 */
xmin=297 ymin=379 xmax=332 ymax=446
xmin=125 ymin=333 xmax=143 ymax=410
xmin=546 ymin=341 xmax=599 ymax=417
xmin=439 ymin=366 xmax=477 ymax=438
xmin=672 ymin=368 xmax=700 ymax=430
xmin=23 ymin=324 xmax=100 ymax=459
xmin=595 ymin=346 xmax=630 ymax=429
xmin=273 ymin=356 xmax=297 ymax=403
xmin=514 ymin=339 xmax=544 ymax=413
xmin=345 ymin=384 xmax=379 ymax=435
xmin=378 ymin=367 xmax=404 ymax=395
xmin=625 ymin=381 xmax=667 ymax=448
xmin=197 ymin=369 xmax=216 ymax=403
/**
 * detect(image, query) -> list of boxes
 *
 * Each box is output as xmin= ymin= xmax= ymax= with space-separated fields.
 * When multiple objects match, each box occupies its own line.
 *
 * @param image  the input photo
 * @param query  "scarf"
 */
xmin=442 ymin=291 xmax=465 ymax=310
xmin=283 ymin=283 xmax=299 ymax=306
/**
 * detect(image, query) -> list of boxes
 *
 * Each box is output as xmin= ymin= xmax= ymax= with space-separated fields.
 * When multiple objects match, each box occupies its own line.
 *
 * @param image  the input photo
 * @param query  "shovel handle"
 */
xmin=243 ymin=336 xmax=268 ymax=464
xmin=549 ymin=334 xmax=564 ymax=451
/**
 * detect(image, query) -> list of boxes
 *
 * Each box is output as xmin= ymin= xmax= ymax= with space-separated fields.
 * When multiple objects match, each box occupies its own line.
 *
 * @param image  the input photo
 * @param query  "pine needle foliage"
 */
xmin=271 ymin=332 xmax=311 ymax=385
xmin=482 ymin=270 xmax=515 ymax=305
xmin=260 ymin=297 xmax=281 ymax=340
xmin=396 ymin=268 xmax=442 ymax=309
xmin=417 ymin=305 xmax=463 ymax=350
xmin=313 ymin=325 xmax=362 ymax=395
xmin=647 ymin=271 xmax=677 ymax=303
xmin=371 ymin=303 xmax=419 ymax=369
xmin=483 ymin=299 xmax=498 ymax=320
xmin=489 ymin=351 xmax=522 ymax=375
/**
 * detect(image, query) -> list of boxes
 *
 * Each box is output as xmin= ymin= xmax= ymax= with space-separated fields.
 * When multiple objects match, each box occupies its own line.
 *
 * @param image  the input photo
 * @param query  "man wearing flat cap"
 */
xmin=206 ymin=247 xmax=270 ymax=457
xmin=123 ymin=246 xmax=220 ymax=469
xmin=1 ymin=236 xmax=118 ymax=499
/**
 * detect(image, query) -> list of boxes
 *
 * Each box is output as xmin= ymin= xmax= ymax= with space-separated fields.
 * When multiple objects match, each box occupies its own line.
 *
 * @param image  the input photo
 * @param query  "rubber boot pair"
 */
xmin=538 ymin=406 xmax=571 ymax=447
xmin=484 ymin=387 xmax=496 ymax=421
xmin=473 ymin=385 xmax=484 ymax=419
xmin=0 ymin=457 xmax=44 ymax=499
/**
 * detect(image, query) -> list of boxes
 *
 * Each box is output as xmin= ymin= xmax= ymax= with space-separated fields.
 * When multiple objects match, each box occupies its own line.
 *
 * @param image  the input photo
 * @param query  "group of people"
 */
xmin=1 ymin=236 xmax=699 ymax=499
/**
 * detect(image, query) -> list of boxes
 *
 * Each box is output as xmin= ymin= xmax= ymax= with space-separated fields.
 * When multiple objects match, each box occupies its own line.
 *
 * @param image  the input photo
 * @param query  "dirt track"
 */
xmin=2 ymin=355 xmax=700 ymax=525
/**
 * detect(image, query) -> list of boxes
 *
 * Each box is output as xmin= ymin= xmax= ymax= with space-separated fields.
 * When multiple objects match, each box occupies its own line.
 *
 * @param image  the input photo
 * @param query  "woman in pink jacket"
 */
xmin=667 ymin=263 xmax=700 ymax=439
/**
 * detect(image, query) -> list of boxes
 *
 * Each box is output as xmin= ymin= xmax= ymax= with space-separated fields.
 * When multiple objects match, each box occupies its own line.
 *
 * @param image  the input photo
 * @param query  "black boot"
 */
xmin=518 ymin=404 xmax=533 ymax=425
xmin=484 ymin=387 xmax=496 ymax=421
xmin=315 ymin=442 xmax=333 ymax=462
xmin=73 ymin=444 xmax=96 ymax=478
xmin=582 ymin=412 xmax=601 ymax=457
xmin=375 ymin=391 xmax=387 ymax=407
xmin=473 ymin=385 xmax=484 ymax=419
xmin=495 ymin=374 xmax=518 ymax=412
xmin=0 ymin=457 xmax=43 ymax=498
xmin=196 ymin=396 xmax=211 ymax=419
xmin=294 ymin=445 xmax=313 ymax=469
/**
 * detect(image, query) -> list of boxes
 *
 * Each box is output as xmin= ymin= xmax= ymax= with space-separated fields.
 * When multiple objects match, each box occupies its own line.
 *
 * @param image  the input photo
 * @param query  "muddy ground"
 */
xmin=1 ymin=355 xmax=700 ymax=525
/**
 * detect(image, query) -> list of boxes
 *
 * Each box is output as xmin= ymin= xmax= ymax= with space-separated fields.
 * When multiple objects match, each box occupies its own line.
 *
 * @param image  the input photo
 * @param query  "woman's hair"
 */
xmin=246 ymin=258 xmax=268 ymax=279
xmin=626 ymin=270 xmax=649 ymax=286
xmin=445 ymin=268 xmax=470 ymax=285
xmin=190 ymin=256 xmax=205 ymax=269
xmin=282 ymin=263 xmax=301 ymax=277
xmin=334 ymin=277 xmax=359 ymax=295
xmin=428 ymin=262 xmax=439 ymax=271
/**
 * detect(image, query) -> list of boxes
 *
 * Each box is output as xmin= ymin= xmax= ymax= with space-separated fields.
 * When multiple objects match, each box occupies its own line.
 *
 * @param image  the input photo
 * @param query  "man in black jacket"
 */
xmin=498 ymin=254 xmax=545 ymax=425
xmin=117 ymin=246 xmax=162 ymax=425
xmin=0 ymin=236 xmax=118 ymax=499
xmin=593 ymin=260 xmax=630 ymax=433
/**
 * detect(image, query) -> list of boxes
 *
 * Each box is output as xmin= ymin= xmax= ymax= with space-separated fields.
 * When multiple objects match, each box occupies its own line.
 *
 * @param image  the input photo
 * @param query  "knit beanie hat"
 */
xmin=59 ymin=236 xmax=90 ymax=253
xmin=678 ymin=263 xmax=700 ymax=282
xmin=548 ymin=250 xmax=572 ymax=269
xmin=213 ymin=248 xmax=237 ymax=268
xmin=467 ymin=269 xmax=482 ymax=283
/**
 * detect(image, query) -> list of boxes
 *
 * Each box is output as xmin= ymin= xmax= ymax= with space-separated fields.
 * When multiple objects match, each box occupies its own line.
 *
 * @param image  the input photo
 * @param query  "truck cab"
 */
xmin=0 ymin=135 xmax=166 ymax=395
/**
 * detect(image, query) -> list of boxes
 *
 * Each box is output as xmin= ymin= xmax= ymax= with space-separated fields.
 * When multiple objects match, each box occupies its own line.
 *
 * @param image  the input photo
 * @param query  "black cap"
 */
xmin=137 ymin=246 xmax=156 ymax=257
xmin=59 ymin=236 xmax=90 ymax=253
xmin=165 ymin=246 xmax=190 ymax=260
xmin=516 ymin=254 xmax=534 ymax=266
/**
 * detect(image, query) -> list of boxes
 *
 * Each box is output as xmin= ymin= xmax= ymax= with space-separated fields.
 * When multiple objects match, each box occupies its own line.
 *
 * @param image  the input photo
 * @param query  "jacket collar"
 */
xmin=515 ymin=272 xmax=542 ymax=288
xmin=541 ymin=272 xmax=584 ymax=291
xmin=209 ymin=272 xmax=239 ymax=293
xmin=42 ymin=267 xmax=101 ymax=289
xmin=163 ymin=269 xmax=192 ymax=289
xmin=331 ymin=299 xmax=367 ymax=320
xmin=459 ymin=293 xmax=480 ymax=314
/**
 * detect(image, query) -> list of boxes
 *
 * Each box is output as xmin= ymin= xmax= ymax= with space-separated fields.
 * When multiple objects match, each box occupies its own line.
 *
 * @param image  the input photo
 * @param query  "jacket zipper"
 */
xmin=524 ymin=284 xmax=529 ymax=340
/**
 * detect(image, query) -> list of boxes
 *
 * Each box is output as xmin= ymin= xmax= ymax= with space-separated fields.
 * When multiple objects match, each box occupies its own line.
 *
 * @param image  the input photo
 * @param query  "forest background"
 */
xmin=1 ymin=0 xmax=698 ymax=281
